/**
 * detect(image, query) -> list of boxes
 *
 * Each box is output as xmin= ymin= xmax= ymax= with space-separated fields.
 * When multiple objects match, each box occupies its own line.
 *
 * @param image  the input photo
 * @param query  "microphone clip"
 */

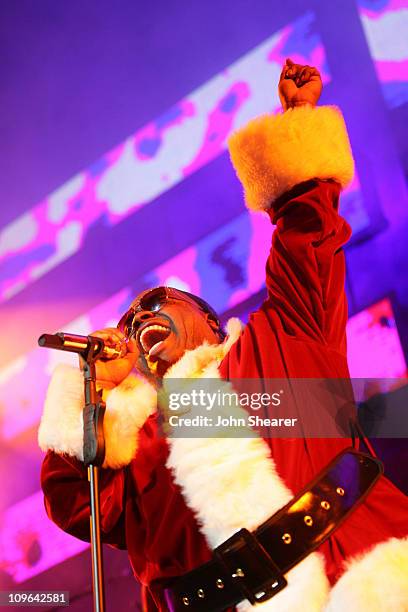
xmin=80 ymin=353 xmax=106 ymax=467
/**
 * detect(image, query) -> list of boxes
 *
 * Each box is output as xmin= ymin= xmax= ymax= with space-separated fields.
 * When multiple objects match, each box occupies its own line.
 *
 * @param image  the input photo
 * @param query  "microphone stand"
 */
xmin=39 ymin=334 xmax=107 ymax=612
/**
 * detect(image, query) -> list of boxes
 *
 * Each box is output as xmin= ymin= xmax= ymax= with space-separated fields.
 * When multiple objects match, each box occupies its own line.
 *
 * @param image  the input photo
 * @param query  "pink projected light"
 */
xmin=0 ymin=210 xmax=267 ymax=441
xmin=347 ymin=298 xmax=407 ymax=379
xmin=0 ymin=13 xmax=330 ymax=303
xmin=0 ymin=490 xmax=88 ymax=584
xmin=0 ymin=288 xmax=132 ymax=440
xmin=0 ymin=172 xmax=386 ymax=443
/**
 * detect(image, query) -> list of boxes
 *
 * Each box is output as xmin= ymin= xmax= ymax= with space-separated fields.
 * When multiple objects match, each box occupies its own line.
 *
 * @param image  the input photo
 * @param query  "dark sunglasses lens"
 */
xmin=118 ymin=312 xmax=134 ymax=336
xmin=140 ymin=287 xmax=167 ymax=312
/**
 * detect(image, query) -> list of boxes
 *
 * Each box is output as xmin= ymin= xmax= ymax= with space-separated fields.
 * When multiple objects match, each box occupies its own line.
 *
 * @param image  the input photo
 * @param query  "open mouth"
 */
xmin=138 ymin=324 xmax=171 ymax=357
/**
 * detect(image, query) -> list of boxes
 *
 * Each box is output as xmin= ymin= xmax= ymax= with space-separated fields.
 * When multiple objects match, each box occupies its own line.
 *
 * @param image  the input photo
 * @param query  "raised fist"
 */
xmin=278 ymin=58 xmax=322 ymax=111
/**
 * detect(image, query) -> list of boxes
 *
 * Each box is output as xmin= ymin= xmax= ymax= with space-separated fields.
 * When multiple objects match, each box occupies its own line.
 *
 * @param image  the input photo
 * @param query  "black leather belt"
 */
xmin=164 ymin=449 xmax=383 ymax=611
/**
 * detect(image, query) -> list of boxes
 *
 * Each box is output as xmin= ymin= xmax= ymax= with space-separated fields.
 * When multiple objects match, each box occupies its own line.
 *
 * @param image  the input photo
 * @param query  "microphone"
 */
xmin=38 ymin=332 xmax=127 ymax=360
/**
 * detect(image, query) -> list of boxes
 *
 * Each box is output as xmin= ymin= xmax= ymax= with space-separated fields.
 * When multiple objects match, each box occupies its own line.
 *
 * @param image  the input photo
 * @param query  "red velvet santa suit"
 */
xmin=39 ymin=105 xmax=408 ymax=611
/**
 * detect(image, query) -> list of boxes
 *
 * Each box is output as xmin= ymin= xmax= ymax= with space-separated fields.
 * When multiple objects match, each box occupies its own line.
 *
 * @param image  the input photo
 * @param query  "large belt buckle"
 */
xmin=214 ymin=528 xmax=287 ymax=605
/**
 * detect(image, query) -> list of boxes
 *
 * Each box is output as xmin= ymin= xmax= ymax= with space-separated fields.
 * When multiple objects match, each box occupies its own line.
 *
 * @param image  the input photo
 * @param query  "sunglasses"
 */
xmin=117 ymin=286 xmax=223 ymax=339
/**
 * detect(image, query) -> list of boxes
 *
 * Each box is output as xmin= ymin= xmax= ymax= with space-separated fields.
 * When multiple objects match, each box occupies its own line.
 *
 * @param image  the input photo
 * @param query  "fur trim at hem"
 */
xmin=228 ymin=105 xmax=354 ymax=211
xmin=237 ymin=554 xmax=329 ymax=612
xmin=325 ymin=537 xmax=408 ymax=611
xmin=38 ymin=364 xmax=156 ymax=468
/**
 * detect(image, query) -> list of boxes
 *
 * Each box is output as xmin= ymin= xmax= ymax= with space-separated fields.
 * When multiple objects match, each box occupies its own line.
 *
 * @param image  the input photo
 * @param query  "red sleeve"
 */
xmin=41 ymin=450 xmax=128 ymax=549
xmin=265 ymin=178 xmax=351 ymax=352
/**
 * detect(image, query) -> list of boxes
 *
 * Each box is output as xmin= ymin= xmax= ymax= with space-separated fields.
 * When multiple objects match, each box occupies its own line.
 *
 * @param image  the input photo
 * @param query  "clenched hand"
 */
xmin=279 ymin=58 xmax=322 ymax=111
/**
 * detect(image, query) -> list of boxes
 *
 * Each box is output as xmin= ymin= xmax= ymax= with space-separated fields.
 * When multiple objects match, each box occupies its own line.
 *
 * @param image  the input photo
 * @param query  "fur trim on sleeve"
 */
xmin=103 ymin=374 xmax=156 ymax=468
xmin=325 ymin=537 xmax=408 ymax=611
xmin=38 ymin=363 xmax=84 ymax=460
xmin=38 ymin=364 xmax=156 ymax=468
xmin=228 ymin=105 xmax=354 ymax=211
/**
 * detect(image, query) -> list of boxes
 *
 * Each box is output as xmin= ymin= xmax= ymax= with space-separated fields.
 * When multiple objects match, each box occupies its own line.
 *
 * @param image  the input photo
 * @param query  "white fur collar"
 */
xmin=163 ymin=317 xmax=243 ymax=380
xmin=164 ymin=318 xmax=330 ymax=611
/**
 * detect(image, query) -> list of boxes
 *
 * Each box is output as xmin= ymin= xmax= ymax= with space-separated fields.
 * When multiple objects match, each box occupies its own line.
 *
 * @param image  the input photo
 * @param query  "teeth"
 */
xmin=139 ymin=325 xmax=169 ymax=352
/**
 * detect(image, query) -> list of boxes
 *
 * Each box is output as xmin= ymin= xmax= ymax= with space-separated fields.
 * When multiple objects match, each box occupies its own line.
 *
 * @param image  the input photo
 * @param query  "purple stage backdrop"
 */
xmin=0 ymin=1 xmax=407 ymax=609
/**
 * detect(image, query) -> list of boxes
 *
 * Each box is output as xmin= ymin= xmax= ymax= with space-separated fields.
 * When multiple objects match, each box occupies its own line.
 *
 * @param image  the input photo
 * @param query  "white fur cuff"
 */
xmin=228 ymin=105 xmax=354 ymax=211
xmin=38 ymin=365 xmax=157 ymax=468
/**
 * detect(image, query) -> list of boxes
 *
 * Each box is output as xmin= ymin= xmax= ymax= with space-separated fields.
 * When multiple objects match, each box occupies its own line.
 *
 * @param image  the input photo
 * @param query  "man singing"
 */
xmin=39 ymin=60 xmax=408 ymax=611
